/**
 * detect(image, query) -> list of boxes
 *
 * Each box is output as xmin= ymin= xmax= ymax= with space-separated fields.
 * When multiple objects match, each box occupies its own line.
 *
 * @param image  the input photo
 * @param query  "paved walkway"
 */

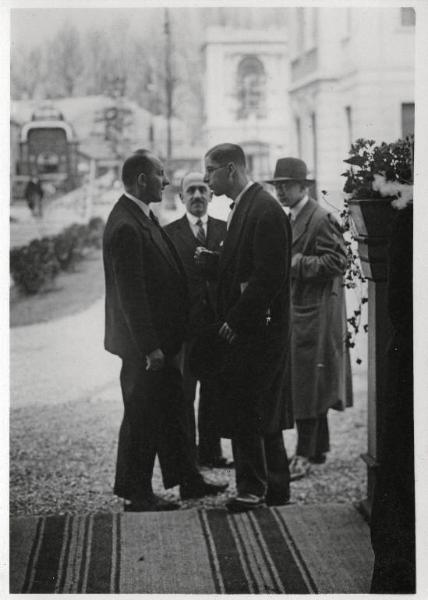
xmin=10 ymin=297 xmax=120 ymax=410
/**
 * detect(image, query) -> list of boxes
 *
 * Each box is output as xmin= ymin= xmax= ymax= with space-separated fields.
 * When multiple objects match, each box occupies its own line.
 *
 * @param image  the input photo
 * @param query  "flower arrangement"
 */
xmin=335 ymin=136 xmax=414 ymax=360
xmin=342 ymin=137 xmax=414 ymax=209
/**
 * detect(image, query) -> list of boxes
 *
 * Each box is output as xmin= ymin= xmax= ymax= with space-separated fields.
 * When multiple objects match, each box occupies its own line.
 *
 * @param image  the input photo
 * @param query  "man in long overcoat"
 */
xmin=103 ymin=150 xmax=227 ymax=511
xmin=267 ymin=157 xmax=353 ymax=481
xmin=164 ymin=172 xmax=231 ymax=468
xmin=200 ymin=143 xmax=293 ymax=512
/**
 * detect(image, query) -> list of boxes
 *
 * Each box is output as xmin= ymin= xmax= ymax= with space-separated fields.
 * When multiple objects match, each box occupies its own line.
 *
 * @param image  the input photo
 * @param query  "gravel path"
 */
xmin=10 ymin=203 xmax=368 ymax=515
xmin=10 ymin=359 xmax=367 ymax=515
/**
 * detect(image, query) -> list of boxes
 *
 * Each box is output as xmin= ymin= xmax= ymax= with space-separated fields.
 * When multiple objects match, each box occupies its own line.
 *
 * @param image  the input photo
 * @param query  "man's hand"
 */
xmin=146 ymin=348 xmax=165 ymax=371
xmin=194 ymin=246 xmax=216 ymax=266
xmin=219 ymin=322 xmax=237 ymax=344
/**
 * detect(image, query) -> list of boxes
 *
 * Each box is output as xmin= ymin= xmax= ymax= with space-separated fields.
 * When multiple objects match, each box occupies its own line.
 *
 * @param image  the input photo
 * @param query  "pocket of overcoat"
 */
xmin=292 ymin=304 xmax=322 ymax=351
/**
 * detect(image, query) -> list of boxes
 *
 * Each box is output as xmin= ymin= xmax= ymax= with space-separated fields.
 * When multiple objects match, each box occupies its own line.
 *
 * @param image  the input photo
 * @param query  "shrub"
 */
xmin=10 ymin=237 xmax=60 ymax=294
xmin=11 ymin=218 xmax=106 ymax=295
xmin=87 ymin=217 xmax=105 ymax=249
xmin=54 ymin=224 xmax=89 ymax=271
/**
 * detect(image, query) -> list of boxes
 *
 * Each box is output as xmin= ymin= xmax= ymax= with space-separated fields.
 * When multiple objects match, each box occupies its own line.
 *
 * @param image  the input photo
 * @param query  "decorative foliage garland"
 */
xmin=321 ymin=191 xmax=367 ymax=364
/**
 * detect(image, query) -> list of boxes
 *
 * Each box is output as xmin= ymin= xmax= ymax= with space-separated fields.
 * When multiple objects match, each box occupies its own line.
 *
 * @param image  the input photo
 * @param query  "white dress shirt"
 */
xmin=186 ymin=212 xmax=208 ymax=239
xmin=124 ymin=191 xmax=151 ymax=218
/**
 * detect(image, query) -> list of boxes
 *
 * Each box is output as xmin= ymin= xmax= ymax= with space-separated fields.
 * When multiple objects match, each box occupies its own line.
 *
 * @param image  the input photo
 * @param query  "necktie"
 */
xmin=149 ymin=210 xmax=160 ymax=226
xmin=195 ymin=218 xmax=206 ymax=245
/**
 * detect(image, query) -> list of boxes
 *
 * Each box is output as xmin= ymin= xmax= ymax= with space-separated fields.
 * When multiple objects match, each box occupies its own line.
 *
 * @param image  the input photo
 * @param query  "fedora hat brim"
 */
xmin=264 ymin=176 xmax=315 ymax=184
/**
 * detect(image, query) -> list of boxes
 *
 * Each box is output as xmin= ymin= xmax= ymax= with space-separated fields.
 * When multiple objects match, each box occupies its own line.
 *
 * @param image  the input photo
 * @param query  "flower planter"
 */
xmin=347 ymin=197 xmax=397 ymax=282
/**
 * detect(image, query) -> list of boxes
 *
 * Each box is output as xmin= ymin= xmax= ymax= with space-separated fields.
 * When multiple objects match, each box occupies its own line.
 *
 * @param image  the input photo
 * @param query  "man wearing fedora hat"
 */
xmin=266 ymin=157 xmax=353 ymax=481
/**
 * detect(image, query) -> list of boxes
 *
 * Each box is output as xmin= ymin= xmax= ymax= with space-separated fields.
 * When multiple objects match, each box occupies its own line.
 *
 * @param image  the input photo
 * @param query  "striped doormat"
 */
xmin=10 ymin=504 xmax=373 ymax=594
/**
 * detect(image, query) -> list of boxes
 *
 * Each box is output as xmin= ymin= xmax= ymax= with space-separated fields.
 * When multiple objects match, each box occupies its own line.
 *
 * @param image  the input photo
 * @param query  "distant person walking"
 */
xmin=25 ymin=177 xmax=44 ymax=218
xmin=267 ymin=158 xmax=352 ymax=481
xmin=164 ymin=172 xmax=231 ymax=468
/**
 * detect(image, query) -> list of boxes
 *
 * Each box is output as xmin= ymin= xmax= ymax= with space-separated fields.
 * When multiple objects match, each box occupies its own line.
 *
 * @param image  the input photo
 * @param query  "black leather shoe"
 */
xmin=265 ymin=495 xmax=291 ymax=507
xmin=226 ymin=494 xmax=266 ymax=513
xmin=180 ymin=478 xmax=228 ymax=500
xmin=199 ymin=457 xmax=235 ymax=469
xmin=309 ymin=453 xmax=327 ymax=464
xmin=124 ymin=494 xmax=180 ymax=512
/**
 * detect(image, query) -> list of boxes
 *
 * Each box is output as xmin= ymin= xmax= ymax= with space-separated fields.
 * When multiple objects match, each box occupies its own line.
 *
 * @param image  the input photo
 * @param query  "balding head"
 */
xmin=121 ymin=150 xmax=168 ymax=204
xmin=181 ymin=172 xmax=205 ymax=193
xmin=180 ymin=171 xmax=212 ymax=218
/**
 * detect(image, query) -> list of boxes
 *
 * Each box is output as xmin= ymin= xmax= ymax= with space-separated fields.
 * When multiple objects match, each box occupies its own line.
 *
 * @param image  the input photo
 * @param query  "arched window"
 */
xmin=236 ymin=56 xmax=266 ymax=120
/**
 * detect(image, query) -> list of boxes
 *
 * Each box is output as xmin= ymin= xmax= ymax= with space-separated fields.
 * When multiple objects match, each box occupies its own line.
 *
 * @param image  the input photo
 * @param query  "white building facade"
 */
xmin=288 ymin=7 xmax=415 ymax=206
xmin=203 ymin=27 xmax=290 ymax=181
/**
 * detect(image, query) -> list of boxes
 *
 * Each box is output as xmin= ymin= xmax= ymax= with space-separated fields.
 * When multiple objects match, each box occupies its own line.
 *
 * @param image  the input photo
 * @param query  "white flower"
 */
xmin=372 ymin=174 xmax=413 ymax=210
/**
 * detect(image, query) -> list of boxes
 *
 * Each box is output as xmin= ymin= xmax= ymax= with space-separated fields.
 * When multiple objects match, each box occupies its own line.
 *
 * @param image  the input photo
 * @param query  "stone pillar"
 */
xmin=360 ymin=278 xmax=392 ymax=518
xmin=347 ymin=198 xmax=396 ymax=519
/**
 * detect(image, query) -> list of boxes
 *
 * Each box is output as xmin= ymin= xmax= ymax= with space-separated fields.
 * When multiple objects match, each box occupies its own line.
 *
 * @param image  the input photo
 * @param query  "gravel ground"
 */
xmin=10 ymin=373 xmax=367 ymax=516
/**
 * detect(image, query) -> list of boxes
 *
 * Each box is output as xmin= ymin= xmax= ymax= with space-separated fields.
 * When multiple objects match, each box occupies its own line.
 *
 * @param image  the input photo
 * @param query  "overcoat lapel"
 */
xmin=292 ymin=197 xmax=318 ymax=247
xmin=119 ymin=196 xmax=182 ymax=275
xmin=206 ymin=216 xmax=220 ymax=248
xmin=219 ymin=183 xmax=260 ymax=274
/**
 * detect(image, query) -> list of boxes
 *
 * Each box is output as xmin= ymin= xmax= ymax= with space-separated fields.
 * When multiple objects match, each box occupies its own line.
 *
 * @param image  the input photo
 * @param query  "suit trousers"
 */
xmin=295 ymin=413 xmax=330 ymax=458
xmin=182 ymin=343 xmax=222 ymax=464
xmin=114 ymin=356 xmax=199 ymax=500
xmin=232 ymin=431 xmax=290 ymax=501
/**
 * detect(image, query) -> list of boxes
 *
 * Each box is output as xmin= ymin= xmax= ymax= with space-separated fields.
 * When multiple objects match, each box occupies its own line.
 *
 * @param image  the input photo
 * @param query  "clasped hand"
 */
xmin=146 ymin=348 xmax=165 ymax=371
xmin=194 ymin=246 xmax=215 ymax=266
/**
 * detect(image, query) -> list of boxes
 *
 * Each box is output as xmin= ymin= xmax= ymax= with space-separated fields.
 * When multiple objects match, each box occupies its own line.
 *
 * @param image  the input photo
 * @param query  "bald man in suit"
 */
xmin=103 ymin=151 xmax=227 ymax=511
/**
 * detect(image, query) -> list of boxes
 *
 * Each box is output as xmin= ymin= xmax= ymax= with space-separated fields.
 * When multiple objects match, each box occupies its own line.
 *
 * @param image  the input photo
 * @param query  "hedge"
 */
xmin=10 ymin=217 xmax=105 ymax=295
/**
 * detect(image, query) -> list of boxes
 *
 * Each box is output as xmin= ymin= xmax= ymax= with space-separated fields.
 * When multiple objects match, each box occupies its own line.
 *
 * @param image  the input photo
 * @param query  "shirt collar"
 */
xmin=290 ymin=194 xmax=309 ymax=220
xmin=233 ymin=180 xmax=254 ymax=208
xmin=124 ymin=191 xmax=151 ymax=218
xmin=186 ymin=212 xmax=208 ymax=226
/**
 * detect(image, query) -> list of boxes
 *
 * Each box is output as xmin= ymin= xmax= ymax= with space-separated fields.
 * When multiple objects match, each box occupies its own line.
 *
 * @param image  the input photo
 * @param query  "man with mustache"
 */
xmin=164 ymin=172 xmax=231 ymax=468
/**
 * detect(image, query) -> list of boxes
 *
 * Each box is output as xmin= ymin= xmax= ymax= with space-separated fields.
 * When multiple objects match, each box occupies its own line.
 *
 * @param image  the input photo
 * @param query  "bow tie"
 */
xmin=229 ymin=202 xmax=235 ymax=210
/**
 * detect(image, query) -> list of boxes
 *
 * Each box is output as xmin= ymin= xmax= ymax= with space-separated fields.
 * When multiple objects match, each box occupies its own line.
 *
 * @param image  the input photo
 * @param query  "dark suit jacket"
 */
xmin=164 ymin=214 xmax=226 ymax=333
xmin=103 ymin=195 xmax=189 ymax=359
xmin=216 ymin=183 xmax=293 ymax=435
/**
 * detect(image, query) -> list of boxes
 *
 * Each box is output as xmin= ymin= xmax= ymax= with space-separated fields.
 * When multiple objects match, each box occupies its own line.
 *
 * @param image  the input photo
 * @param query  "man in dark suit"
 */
xmin=266 ymin=157 xmax=352 ymax=481
xmin=103 ymin=150 xmax=227 ymax=511
xmin=164 ymin=173 xmax=231 ymax=468
xmin=200 ymin=143 xmax=293 ymax=513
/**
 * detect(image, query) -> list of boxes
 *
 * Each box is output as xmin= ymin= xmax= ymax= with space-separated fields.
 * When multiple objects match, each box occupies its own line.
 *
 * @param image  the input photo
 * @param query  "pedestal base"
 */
xmin=358 ymin=452 xmax=379 ymax=522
